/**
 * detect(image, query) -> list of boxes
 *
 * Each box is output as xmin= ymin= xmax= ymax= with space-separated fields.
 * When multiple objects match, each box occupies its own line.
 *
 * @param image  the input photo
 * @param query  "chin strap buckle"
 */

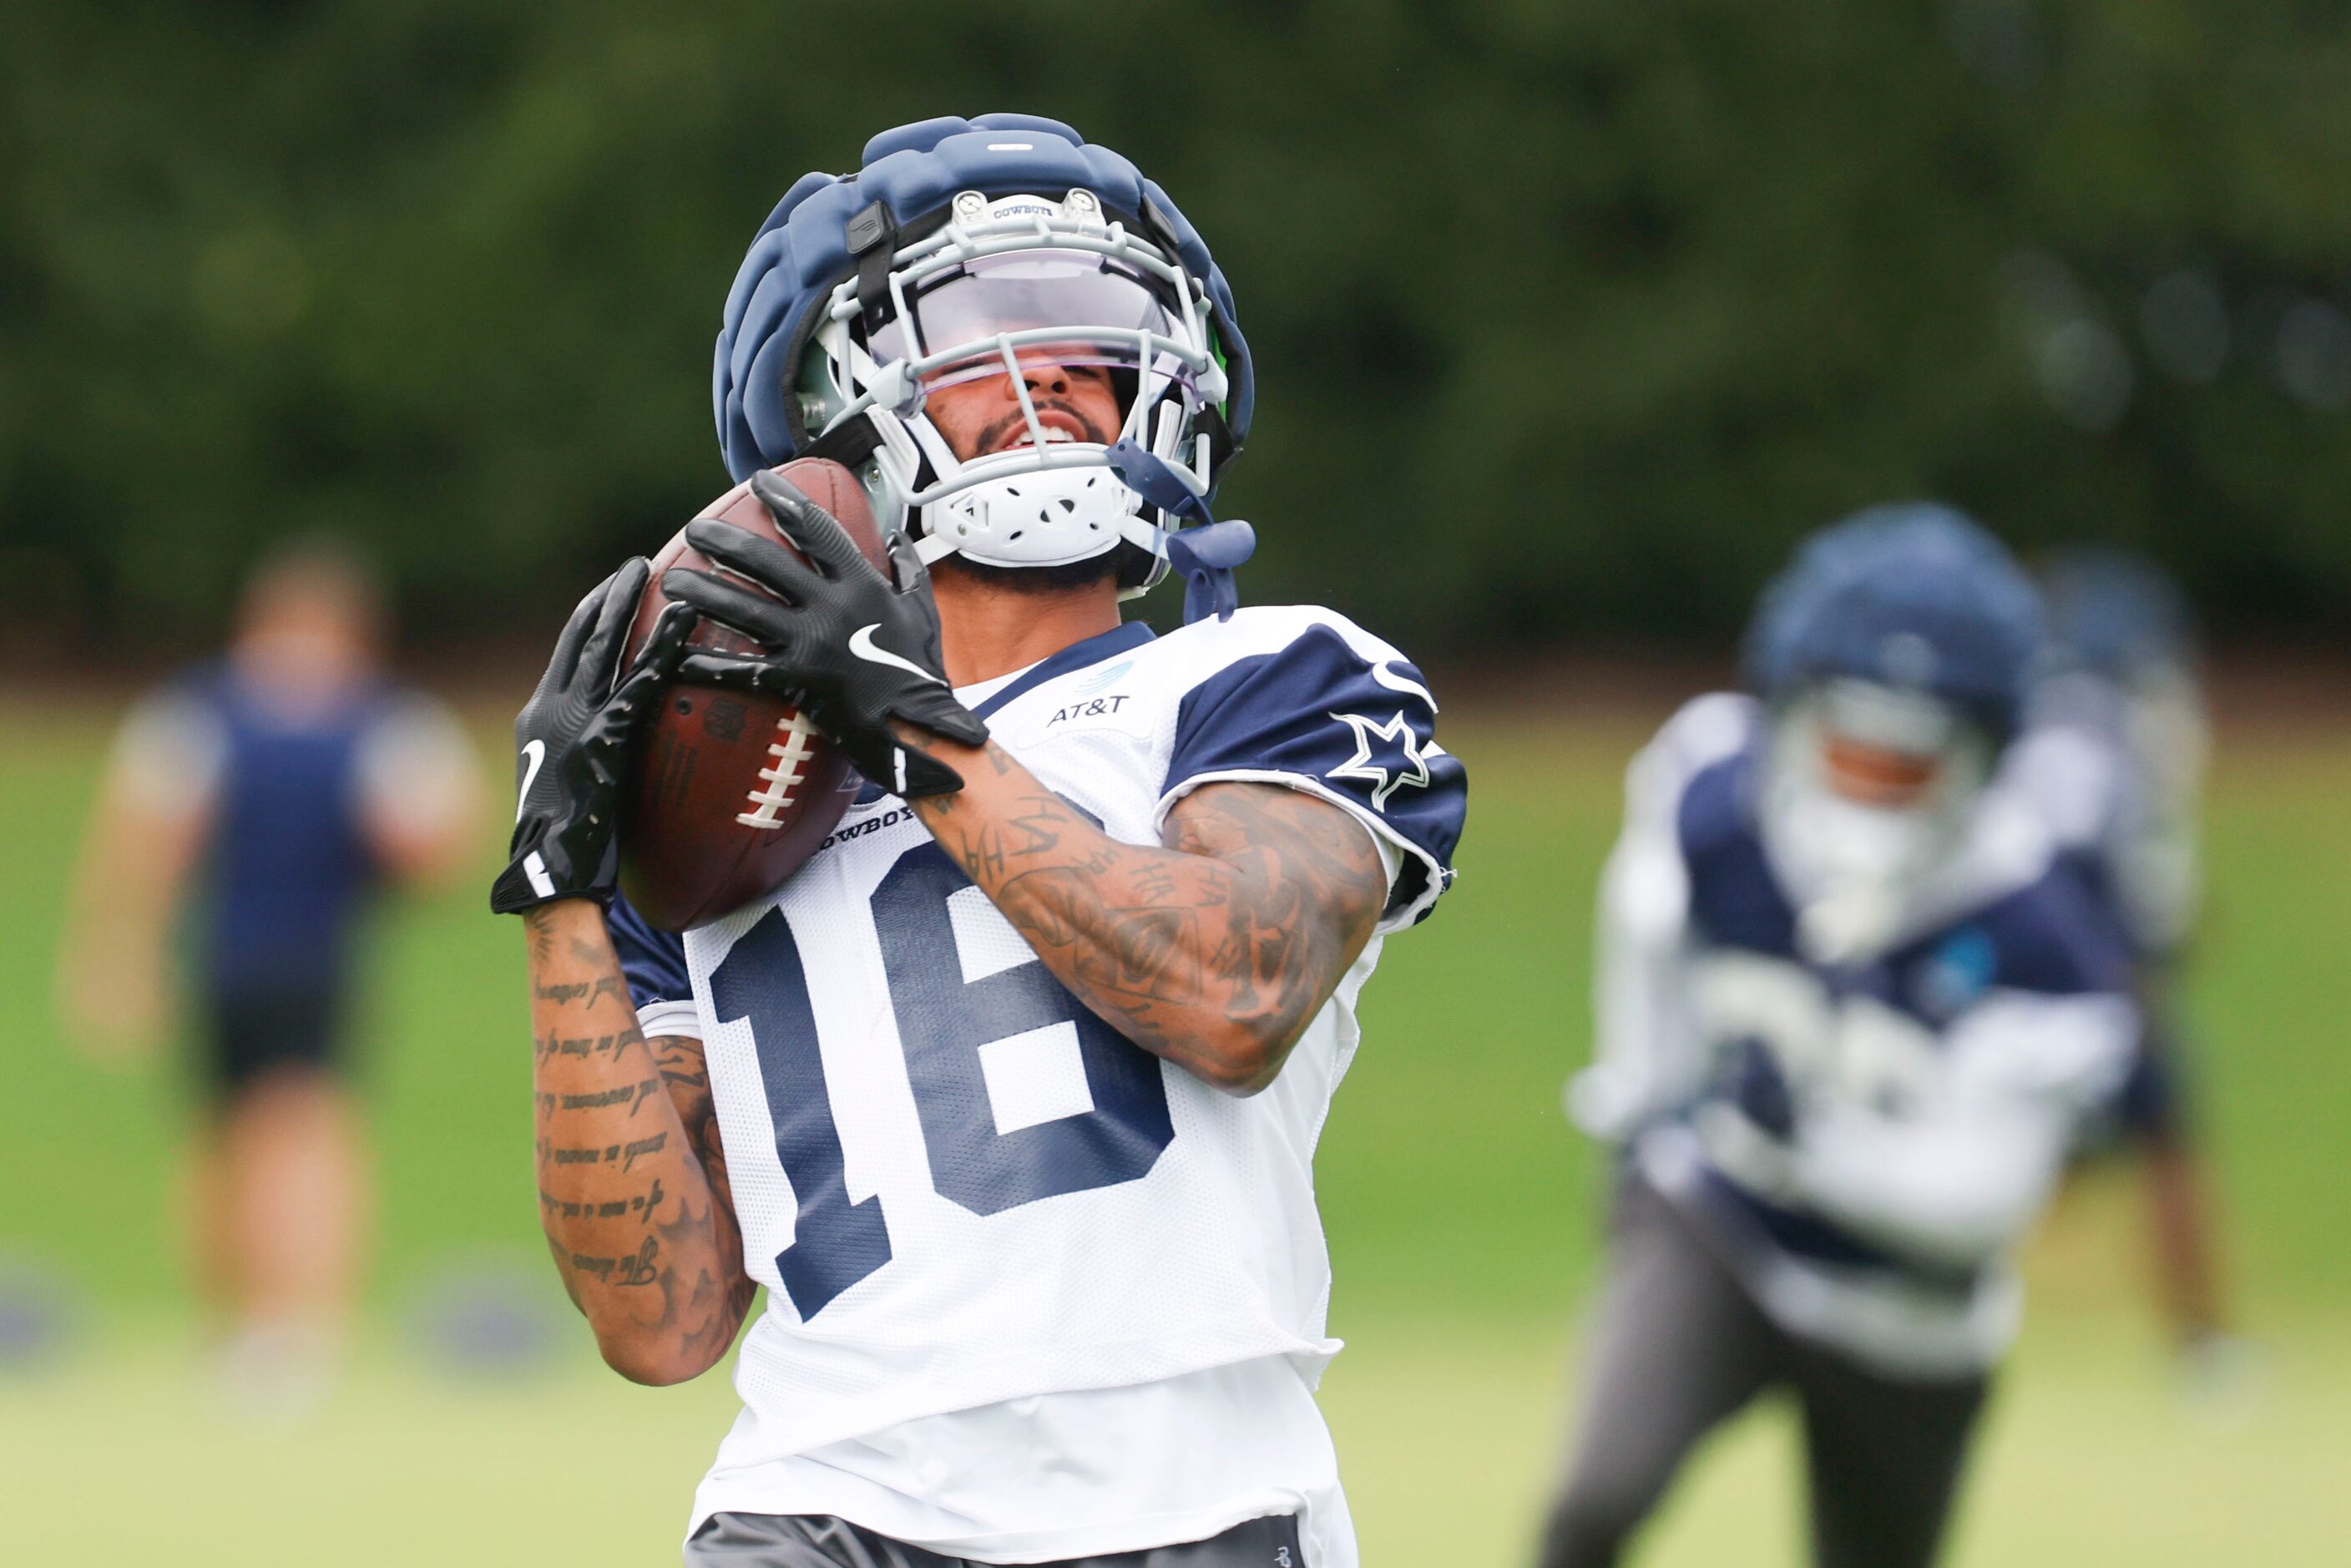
xmin=1105 ymin=438 xmax=1256 ymax=624
xmin=846 ymin=200 xmax=898 ymax=332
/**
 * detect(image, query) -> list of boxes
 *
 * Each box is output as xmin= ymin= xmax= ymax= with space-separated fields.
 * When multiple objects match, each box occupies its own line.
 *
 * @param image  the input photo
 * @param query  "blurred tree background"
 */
xmin=3 ymin=0 xmax=2346 ymax=661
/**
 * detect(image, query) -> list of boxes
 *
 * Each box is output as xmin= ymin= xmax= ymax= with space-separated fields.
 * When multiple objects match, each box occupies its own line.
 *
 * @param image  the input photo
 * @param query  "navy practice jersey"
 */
xmin=610 ymin=607 xmax=1464 ymax=1562
xmin=109 ymin=665 xmax=476 ymax=998
xmin=1572 ymin=695 xmax=2136 ymax=1375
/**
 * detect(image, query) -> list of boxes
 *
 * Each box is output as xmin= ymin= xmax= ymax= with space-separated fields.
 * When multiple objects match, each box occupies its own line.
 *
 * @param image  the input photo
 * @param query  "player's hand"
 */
xmin=491 ymin=559 xmax=694 ymax=915
xmin=659 ymin=470 xmax=988 ymax=797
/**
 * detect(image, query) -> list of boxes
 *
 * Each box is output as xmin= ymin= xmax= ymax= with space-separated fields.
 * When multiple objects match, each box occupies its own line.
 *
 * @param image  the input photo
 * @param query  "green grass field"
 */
xmin=4 ymin=697 xmax=2348 ymax=1564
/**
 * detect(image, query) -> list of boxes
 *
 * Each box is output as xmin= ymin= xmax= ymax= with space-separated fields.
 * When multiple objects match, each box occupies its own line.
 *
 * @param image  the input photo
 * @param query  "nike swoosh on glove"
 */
xmin=490 ymin=559 xmax=695 ymax=914
xmin=659 ymin=469 xmax=989 ymax=797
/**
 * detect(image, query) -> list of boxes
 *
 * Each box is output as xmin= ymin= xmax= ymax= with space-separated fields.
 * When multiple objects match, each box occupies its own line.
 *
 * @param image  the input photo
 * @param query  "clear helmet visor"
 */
xmin=868 ymin=250 xmax=1190 ymax=387
xmin=863 ymin=250 xmax=1201 ymax=464
xmin=899 ymin=340 xmax=1199 ymax=458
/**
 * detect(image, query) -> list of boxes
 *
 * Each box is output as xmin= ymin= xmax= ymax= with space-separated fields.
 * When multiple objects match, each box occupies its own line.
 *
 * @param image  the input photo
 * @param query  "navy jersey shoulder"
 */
xmin=1160 ymin=609 xmax=1467 ymax=924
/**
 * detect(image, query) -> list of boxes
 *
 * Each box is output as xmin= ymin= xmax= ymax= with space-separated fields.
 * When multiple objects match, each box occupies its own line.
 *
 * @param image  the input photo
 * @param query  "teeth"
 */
xmin=1009 ymin=428 xmax=1077 ymax=448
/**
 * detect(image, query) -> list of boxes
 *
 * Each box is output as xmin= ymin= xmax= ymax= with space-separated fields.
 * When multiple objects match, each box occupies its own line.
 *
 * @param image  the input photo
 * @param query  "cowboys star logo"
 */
xmin=1327 ymin=710 xmax=1433 ymax=809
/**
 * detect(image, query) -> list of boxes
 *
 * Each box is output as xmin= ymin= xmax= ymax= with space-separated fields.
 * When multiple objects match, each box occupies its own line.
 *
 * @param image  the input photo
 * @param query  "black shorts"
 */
xmin=2075 ymin=1015 xmax=2192 ymax=1159
xmin=1541 ymin=1176 xmax=1989 ymax=1568
xmin=685 ymin=1512 xmax=1305 ymax=1568
xmin=201 ymin=984 xmax=349 ymax=1100
xmin=2114 ymin=1018 xmax=2190 ymax=1146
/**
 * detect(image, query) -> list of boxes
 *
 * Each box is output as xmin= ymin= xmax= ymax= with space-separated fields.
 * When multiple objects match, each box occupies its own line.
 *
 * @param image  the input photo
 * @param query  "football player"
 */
xmin=57 ymin=537 xmax=483 ymax=1405
xmin=2003 ymin=548 xmax=2242 ymax=1381
xmin=1547 ymin=506 xmax=2138 ymax=1568
xmin=490 ymin=115 xmax=1467 ymax=1568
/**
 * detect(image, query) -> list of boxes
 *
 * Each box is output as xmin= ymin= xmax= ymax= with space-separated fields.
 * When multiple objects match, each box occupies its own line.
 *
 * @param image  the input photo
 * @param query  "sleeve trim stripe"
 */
xmin=1153 ymin=768 xmax=1450 ymax=933
xmin=1369 ymin=659 xmax=1441 ymax=712
xmin=637 ymin=999 xmax=703 ymax=1040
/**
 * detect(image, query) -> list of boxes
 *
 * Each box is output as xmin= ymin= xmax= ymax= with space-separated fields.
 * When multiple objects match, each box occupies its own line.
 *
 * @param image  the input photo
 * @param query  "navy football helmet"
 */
xmin=1743 ymin=502 xmax=2047 ymax=738
xmin=2041 ymin=545 xmax=2196 ymax=682
xmin=712 ymin=114 xmax=1250 ymax=599
xmin=1742 ymin=503 xmax=2050 ymax=959
xmin=2029 ymin=546 xmax=2207 ymax=955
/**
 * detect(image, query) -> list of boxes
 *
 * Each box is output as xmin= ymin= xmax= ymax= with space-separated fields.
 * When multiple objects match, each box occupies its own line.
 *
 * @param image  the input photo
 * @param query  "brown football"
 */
xmin=616 ymin=457 xmax=887 ymax=932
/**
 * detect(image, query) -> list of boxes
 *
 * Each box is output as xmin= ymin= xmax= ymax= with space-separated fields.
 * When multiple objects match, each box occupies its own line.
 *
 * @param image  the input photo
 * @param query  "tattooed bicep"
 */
xmin=650 ymin=1033 xmax=710 ymax=1097
xmin=1163 ymin=782 xmax=1389 ymax=935
xmin=651 ymin=1035 xmax=731 ymax=1187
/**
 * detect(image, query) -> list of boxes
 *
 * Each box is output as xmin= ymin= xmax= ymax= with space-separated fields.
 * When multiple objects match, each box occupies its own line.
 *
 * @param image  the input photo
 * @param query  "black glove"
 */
xmin=659 ymin=469 xmax=989 ymax=797
xmin=491 ymin=559 xmax=695 ymax=914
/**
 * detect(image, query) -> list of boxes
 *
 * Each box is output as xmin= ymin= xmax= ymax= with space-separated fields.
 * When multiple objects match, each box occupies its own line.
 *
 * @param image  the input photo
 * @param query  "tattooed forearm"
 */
xmin=554 ymin=1078 xmax=664 ymax=1115
xmin=527 ymin=908 xmax=557 ymax=963
xmin=568 ymin=1237 xmax=661 ymax=1287
xmin=538 ymin=1176 xmax=667 ymax=1222
xmin=902 ymin=736 xmax=1388 ymax=1093
xmin=653 ymin=1033 xmax=757 ymax=1330
xmin=533 ymin=1026 xmax=644 ymax=1064
xmin=523 ymin=900 xmax=755 ymax=1383
xmin=533 ymin=974 xmax=630 ymax=1009
xmin=534 ymin=1131 xmax=668 ymax=1171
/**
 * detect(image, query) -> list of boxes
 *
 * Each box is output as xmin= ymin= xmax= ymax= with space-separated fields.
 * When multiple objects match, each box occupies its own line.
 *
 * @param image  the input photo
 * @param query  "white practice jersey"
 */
xmin=1570 ymin=695 xmax=2136 ymax=1377
xmin=1998 ymin=665 xmax=2207 ymax=961
xmin=612 ymin=607 xmax=1465 ymax=1561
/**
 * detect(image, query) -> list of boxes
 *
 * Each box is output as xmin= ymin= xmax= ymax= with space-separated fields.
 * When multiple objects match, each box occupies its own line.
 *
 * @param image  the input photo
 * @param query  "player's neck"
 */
xmin=931 ymin=572 xmax=1123 ymax=688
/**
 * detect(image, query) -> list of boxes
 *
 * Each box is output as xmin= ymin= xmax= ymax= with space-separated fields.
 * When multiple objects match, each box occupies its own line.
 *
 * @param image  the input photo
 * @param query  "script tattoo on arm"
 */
xmin=652 ymin=1032 xmax=758 ymax=1336
xmin=902 ymin=735 xmax=1388 ymax=1094
xmin=522 ymin=902 xmax=756 ymax=1383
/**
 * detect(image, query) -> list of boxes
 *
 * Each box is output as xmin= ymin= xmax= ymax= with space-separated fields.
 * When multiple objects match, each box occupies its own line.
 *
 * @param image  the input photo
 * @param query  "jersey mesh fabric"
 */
xmin=625 ymin=607 xmax=1460 ymax=1556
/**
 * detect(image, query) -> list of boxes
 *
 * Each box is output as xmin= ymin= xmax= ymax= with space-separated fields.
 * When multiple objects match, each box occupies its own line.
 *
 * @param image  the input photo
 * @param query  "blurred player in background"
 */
xmin=57 ymin=537 xmax=483 ymax=1405
xmin=491 ymin=116 xmax=1465 ymax=1567
xmin=2004 ymin=548 xmax=2242 ymax=1378
xmin=1549 ymin=507 xmax=2140 ymax=1568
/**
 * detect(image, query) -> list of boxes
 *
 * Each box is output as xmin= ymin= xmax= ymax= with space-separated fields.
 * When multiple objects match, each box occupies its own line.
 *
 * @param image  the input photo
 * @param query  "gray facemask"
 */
xmin=1758 ymin=680 xmax=1992 ymax=964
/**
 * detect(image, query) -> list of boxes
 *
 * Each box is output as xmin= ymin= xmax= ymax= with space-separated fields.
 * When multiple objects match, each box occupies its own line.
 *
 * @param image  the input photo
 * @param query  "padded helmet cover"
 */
xmin=713 ymin=114 xmax=1252 ymax=488
xmin=2041 ymin=545 xmax=2196 ymax=679
xmin=1742 ymin=502 xmax=2049 ymax=737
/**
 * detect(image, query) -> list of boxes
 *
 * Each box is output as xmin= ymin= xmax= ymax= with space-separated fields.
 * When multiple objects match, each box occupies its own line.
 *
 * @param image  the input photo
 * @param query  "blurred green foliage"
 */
xmin=3 ymin=1 xmax=2348 ymax=654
